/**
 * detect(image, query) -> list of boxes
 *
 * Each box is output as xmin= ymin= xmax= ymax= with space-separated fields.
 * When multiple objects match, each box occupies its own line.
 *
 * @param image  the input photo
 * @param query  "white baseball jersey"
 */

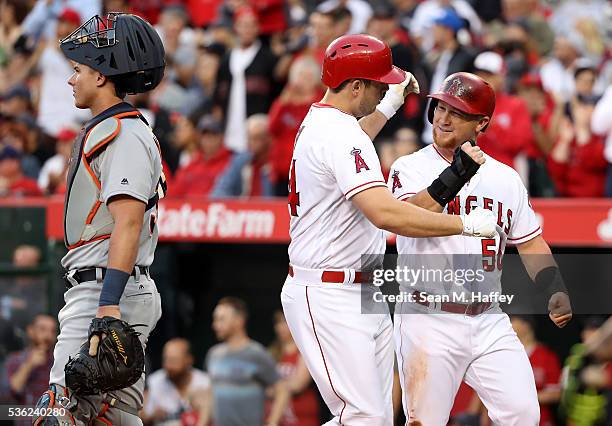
xmin=389 ymin=144 xmax=541 ymax=252
xmin=287 ymin=103 xmax=387 ymax=270
xmin=282 ymin=103 xmax=394 ymax=425
xmin=389 ymin=144 xmax=542 ymax=425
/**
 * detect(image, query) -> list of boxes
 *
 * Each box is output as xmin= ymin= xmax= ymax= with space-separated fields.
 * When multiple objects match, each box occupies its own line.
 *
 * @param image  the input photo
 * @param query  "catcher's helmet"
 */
xmin=60 ymin=13 xmax=165 ymax=94
xmin=322 ymin=34 xmax=405 ymax=89
xmin=427 ymin=72 xmax=495 ymax=128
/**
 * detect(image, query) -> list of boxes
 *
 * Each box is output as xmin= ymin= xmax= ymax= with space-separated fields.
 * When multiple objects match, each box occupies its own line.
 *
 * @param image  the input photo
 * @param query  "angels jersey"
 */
xmin=389 ymin=144 xmax=541 ymax=254
xmin=388 ymin=144 xmax=541 ymax=296
xmin=287 ymin=103 xmax=387 ymax=270
xmin=389 ymin=144 xmax=542 ymax=425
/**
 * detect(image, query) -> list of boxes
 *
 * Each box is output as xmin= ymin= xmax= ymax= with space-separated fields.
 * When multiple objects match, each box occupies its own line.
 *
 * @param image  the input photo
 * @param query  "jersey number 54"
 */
xmin=288 ymin=159 xmax=300 ymax=217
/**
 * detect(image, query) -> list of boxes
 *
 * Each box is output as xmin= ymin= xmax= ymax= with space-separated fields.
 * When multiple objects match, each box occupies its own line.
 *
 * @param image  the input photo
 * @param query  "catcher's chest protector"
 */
xmin=63 ymin=109 xmax=163 ymax=249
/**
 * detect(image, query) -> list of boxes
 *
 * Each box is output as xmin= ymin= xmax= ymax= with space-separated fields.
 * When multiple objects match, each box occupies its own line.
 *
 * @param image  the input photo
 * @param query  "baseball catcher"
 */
xmin=33 ymin=12 xmax=165 ymax=425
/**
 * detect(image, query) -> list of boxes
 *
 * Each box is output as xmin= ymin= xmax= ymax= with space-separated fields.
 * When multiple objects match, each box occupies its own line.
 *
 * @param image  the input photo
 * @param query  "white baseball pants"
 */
xmin=281 ymin=274 xmax=394 ymax=426
xmin=394 ymin=303 xmax=539 ymax=425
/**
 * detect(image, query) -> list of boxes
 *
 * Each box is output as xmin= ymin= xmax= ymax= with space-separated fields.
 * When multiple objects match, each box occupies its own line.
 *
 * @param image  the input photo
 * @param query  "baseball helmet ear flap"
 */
xmin=60 ymin=13 xmax=165 ymax=94
xmin=111 ymin=67 xmax=165 ymax=94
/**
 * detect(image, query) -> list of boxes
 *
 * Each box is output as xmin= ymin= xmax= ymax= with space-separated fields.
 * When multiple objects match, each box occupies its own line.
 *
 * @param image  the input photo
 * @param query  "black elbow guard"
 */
xmin=535 ymin=266 xmax=568 ymax=297
xmin=427 ymin=145 xmax=481 ymax=206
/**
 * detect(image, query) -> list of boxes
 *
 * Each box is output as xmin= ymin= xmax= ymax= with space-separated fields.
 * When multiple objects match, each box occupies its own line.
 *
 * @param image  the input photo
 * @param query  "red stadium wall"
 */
xmin=1 ymin=197 xmax=611 ymax=246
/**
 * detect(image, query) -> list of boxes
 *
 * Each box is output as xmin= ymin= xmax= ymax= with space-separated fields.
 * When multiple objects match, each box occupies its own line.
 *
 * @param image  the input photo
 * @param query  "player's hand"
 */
xmin=548 ymin=292 xmax=572 ymax=328
xmin=460 ymin=141 xmax=485 ymax=166
xmin=90 ymin=306 xmax=121 ymax=356
xmin=461 ymin=208 xmax=497 ymax=238
xmin=402 ymin=71 xmax=420 ymax=96
xmin=376 ymin=70 xmax=419 ymax=119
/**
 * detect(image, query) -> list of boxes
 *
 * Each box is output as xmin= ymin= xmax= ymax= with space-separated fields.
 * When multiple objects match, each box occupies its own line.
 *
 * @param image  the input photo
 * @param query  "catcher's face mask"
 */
xmin=61 ymin=14 xmax=118 ymax=48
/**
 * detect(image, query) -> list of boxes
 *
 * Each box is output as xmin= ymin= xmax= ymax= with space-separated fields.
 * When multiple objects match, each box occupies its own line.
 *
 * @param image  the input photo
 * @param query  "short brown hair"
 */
xmin=218 ymin=297 xmax=249 ymax=320
xmin=330 ymin=78 xmax=371 ymax=93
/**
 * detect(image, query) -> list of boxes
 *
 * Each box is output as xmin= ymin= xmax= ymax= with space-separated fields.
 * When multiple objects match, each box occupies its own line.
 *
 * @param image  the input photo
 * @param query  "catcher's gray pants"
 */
xmin=49 ymin=272 xmax=162 ymax=425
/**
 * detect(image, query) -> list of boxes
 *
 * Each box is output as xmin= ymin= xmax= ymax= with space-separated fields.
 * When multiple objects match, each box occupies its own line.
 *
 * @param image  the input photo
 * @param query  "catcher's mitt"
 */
xmin=64 ymin=317 xmax=144 ymax=395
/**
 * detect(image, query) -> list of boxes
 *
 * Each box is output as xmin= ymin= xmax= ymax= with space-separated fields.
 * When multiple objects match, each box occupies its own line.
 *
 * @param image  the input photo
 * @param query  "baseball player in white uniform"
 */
xmin=389 ymin=72 xmax=573 ymax=425
xmin=280 ymin=35 xmax=499 ymax=426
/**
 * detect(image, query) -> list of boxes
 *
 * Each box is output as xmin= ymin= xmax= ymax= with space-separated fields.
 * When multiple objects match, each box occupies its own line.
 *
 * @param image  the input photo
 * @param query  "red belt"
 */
xmin=288 ymin=265 xmax=370 ymax=284
xmin=412 ymin=291 xmax=491 ymax=316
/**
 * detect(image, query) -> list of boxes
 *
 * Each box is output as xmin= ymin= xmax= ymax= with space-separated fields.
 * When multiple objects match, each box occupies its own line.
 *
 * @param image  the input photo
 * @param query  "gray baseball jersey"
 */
xmin=61 ymin=103 xmax=162 ymax=271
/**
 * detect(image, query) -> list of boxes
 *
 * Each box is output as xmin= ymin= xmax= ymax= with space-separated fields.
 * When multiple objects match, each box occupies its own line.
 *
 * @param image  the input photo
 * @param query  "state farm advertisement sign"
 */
xmin=156 ymin=200 xmax=286 ymax=242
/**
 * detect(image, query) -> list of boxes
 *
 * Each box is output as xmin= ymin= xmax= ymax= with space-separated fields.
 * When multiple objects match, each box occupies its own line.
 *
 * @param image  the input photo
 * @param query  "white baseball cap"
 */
xmin=473 ymin=51 xmax=505 ymax=75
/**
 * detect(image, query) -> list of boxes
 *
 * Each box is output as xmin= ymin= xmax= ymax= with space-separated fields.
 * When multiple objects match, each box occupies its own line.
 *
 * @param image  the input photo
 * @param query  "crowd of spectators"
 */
xmin=0 ymin=0 xmax=610 ymax=200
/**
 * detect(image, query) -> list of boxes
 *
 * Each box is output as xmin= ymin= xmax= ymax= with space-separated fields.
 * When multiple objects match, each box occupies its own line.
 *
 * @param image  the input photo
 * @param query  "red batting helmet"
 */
xmin=322 ymin=34 xmax=405 ymax=89
xmin=427 ymin=72 xmax=496 ymax=128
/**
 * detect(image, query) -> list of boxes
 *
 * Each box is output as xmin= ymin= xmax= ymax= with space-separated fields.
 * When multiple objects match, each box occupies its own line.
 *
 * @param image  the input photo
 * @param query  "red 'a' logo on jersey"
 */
xmin=391 ymin=170 xmax=402 ymax=193
xmin=351 ymin=148 xmax=370 ymax=173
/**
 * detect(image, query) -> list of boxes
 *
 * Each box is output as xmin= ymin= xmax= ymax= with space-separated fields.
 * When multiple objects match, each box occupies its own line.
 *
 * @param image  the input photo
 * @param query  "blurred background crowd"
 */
xmin=1 ymin=0 xmax=612 ymax=425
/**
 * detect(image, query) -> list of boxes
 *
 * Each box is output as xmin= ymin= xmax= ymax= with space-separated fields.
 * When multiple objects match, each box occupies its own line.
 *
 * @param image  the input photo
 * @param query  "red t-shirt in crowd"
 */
xmin=547 ymin=135 xmax=607 ymax=197
xmin=477 ymin=93 xmax=534 ymax=169
xmin=268 ymin=97 xmax=319 ymax=184
xmin=170 ymin=148 xmax=233 ymax=197
xmin=528 ymin=343 xmax=561 ymax=426
xmin=250 ymin=0 xmax=287 ymax=34
xmin=9 ymin=176 xmax=42 ymax=196
xmin=186 ymin=0 xmax=224 ymax=27
xmin=274 ymin=351 xmax=320 ymax=426
xmin=526 ymin=96 xmax=556 ymax=160
xmin=249 ymin=159 xmax=266 ymax=197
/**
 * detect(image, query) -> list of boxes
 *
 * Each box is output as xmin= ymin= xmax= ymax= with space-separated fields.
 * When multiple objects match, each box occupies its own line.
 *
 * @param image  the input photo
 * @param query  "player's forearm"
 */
xmin=358 ymin=110 xmax=388 ymax=141
xmin=353 ymin=188 xmax=463 ymax=237
xmin=516 ymin=236 xmax=557 ymax=281
xmin=267 ymin=381 xmax=290 ymax=425
xmin=405 ymin=189 xmax=445 ymax=212
xmin=379 ymin=199 xmax=463 ymax=237
xmin=96 ymin=197 xmax=146 ymax=312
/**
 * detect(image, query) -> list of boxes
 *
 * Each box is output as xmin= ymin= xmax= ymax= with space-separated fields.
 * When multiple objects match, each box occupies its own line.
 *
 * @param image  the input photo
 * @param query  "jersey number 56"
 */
xmin=481 ymin=238 xmax=503 ymax=272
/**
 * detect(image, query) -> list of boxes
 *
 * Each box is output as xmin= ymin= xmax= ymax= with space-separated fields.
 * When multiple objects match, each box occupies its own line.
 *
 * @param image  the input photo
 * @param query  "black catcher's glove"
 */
xmin=64 ymin=317 xmax=145 ymax=395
